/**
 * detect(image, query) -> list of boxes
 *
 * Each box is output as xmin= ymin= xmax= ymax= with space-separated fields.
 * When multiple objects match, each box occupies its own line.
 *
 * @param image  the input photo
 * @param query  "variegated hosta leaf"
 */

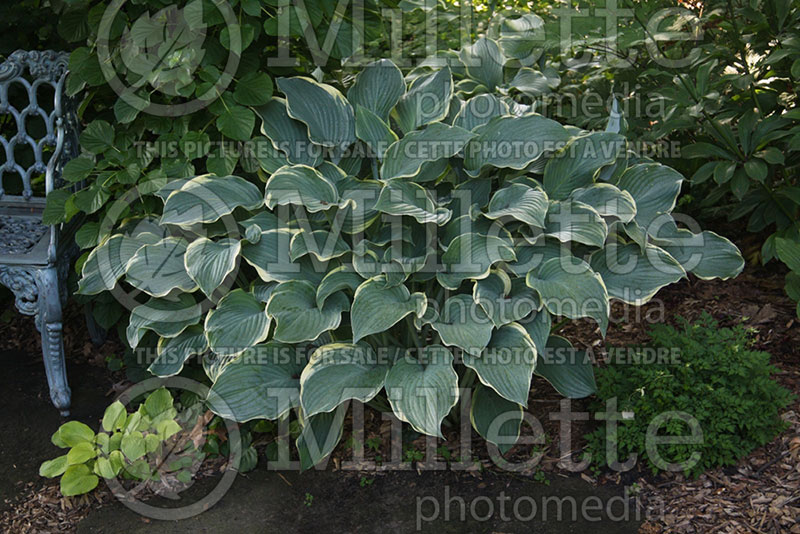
xmin=251 ymin=281 xmax=277 ymax=303
xmin=462 ymin=114 xmax=571 ymax=175
xmin=317 ymin=161 xmax=347 ymax=184
xmin=149 ymin=325 xmax=207 ymax=377
xmin=289 ymin=229 xmax=351 ymax=262
xmin=380 ymin=123 xmax=475 ymax=180
xmin=425 ymin=294 xmax=494 ymax=356
xmin=240 ymin=211 xmax=281 ymax=235
xmin=205 ymin=289 xmax=271 ymax=357
xmin=448 ymin=92 xmax=465 ymax=122
xmin=484 ymin=183 xmax=549 ymax=228
xmin=453 ymin=94 xmax=509 ymax=131
xmin=297 ymin=407 xmax=346 ymax=471
xmin=590 ymin=243 xmax=686 ymax=305
xmin=393 ymin=67 xmax=453 ymax=133
xmin=653 ymin=219 xmax=744 ymax=280
xmin=383 ymin=246 xmax=433 ymax=284
xmin=470 ymin=383 xmax=523 ymax=454
xmin=337 ymin=177 xmax=383 ymax=234
xmin=154 ymin=179 xmax=188 ymax=202
xmin=544 ymin=200 xmax=608 ymax=248
xmin=264 ymin=165 xmax=345 ymax=213
xmin=570 ymin=183 xmax=637 ymax=223
xmin=373 ymin=179 xmax=452 ymax=225
xmin=526 ymin=256 xmax=610 ymax=335
xmin=414 ymin=158 xmax=450 ymax=183
xmin=346 ymin=59 xmax=405 ymax=122
xmin=455 ymin=78 xmax=485 ymax=97
xmin=542 ymin=132 xmax=625 ymax=201
xmin=255 ymin=98 xmax=322 ymax=167
xmin=619 ymin=221 xmax=648 ymax=251
xmin=497 ymin=13 xmax=546 ymax=61
xmin=352 ymin=242 xmax=384 ymax=280
xmin=249 ymin=135 xmax=289 ymax=174
xmin=206 ymin=341 xmax=304 ymax=422
xmin=127 ymin=294 xmax=202 ymax=349
xmin=277 ymin=77 xmax=356 ymax=149
xmin=508 ymin=67 xmax=550 ymax=97
xmin=184 ymin=238 xmax=240 ymax=298
xmin=437 ymin=233 xmax=516 ymax=289
xmin=536 ymin=336 xmax=596 ymax=399
xmin=505 ymin=238 xmax=565 ymax=278
xmin=440 ymin=214 xmax=512 ymax=249
xmin=299 ymin=343 xmax=390 ymax=417
xmin=463 ymin=323 xmax=537 ymax=406
xmin=355 ymin=105 xmax=398 ymax=159
xmin=615 ymin=163 xmax=683 ymax=230
xmin=451 ymin=177 xmax=492 ymax=217
xmin=266 ymin=281 xmax=349 ymax=344
xmin=459 ymin=37 xmax=505 ymax=91
xmin=473 ymin=271 xmax=540 ymax=327
xmin=519 ymin=308 xmax=552 ymax=355
xmin=384 ymin=345 xmax=459 ymax=438
xmin=380 ymin=223 xmax=434 ymax=278
xmin=241 ymin=228 xmax=322 ymax=284
xmin=78 ymin=233 xmax=159 ymax=295
xmin=316 ymin=266 xmax=363 ymax=308
xmin=125 ymin=237 xmax=197 ymax=297
xmin=351 ymin=276 xmax=427 ymax=342
xmin=160 ymin=174 xmax=263 ymax=227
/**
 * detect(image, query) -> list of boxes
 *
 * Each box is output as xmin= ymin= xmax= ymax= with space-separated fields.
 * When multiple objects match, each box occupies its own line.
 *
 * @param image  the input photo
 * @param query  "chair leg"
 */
xmin=35 ymin=267 xmax=71 ymax=416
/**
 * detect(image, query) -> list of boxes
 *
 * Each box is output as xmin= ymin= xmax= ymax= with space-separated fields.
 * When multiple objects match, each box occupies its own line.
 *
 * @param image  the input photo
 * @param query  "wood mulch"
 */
xmin=1 ymin=483 xmax=113 ymax=534
xmin=0 ymin=250 xmax=798 ymax=532
xmin=559 ymin=263 xmax=800 ymax=534
xmin=637 ymin=411 xmax=800 ymax=533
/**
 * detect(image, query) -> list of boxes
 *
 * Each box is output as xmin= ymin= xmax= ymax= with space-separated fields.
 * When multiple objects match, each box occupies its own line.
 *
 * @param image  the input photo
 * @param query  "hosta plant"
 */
xmin=531 ymin=0 xmax=800 ymax=315
xmin=75 ymin=39 xmax=745 ymax=468
xmin=40 ymin=389 xmax=200 ymax=496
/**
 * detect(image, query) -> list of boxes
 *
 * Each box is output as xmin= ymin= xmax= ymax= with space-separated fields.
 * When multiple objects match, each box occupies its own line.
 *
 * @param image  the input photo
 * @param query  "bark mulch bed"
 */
xmin=0 ymin=255 xmax=798 ymax=533
xmin=557 ymin=261 xmax=800 ymax=534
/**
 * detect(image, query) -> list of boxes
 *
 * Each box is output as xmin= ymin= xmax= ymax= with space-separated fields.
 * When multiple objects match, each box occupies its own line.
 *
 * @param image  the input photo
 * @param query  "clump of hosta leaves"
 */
xmin=40 ymin=389 xmax=201 ymax=496
xmin=76 ymin=38 xmax=745 ymax=468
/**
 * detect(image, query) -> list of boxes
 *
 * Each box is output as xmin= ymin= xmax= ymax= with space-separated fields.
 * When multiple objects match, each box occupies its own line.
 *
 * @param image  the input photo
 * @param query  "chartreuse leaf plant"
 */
xmin=40 ymin=389 xmax=199 ymax=496
xmin=72 ymin=38 xmax=744 ymax=470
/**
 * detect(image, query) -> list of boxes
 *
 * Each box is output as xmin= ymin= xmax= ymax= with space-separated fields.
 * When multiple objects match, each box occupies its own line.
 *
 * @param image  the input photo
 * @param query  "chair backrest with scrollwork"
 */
xmin=0 ymin=50 xmax=80 ymax=264
xmin=0 ymin=50 xmax=79 ymax=201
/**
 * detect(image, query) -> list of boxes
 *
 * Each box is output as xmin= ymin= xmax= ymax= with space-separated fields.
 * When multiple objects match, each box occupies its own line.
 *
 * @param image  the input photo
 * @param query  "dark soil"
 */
xmin=76 ymin=469 xmax=639 ymax=534
xmin=0 ymin=350 xmax=107 ymax=512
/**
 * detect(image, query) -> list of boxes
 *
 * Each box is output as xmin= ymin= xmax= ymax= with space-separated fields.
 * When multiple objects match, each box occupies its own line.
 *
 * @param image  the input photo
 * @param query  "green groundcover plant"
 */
xmin=586 ymin=313 xmax=793 ymax=478
xmin=63 ymin=36 xmax=745 ymax=473
xmin=40 ymin=389 xmax=200 ymax=496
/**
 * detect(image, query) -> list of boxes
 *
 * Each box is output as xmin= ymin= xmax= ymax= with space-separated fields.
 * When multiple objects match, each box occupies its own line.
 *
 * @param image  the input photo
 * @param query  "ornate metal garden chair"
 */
xmin=0 ymin=50 xmax=81 ymax=415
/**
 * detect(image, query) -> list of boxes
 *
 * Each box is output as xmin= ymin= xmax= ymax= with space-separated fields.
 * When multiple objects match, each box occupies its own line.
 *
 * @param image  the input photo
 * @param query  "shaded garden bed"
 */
xmin=0 ymin=231 xmax=797 ymax=533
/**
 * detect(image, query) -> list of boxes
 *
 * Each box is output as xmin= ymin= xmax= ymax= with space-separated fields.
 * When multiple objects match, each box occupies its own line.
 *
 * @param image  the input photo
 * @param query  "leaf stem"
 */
xmin=406 ymin=316 xmax=423 ymax=350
